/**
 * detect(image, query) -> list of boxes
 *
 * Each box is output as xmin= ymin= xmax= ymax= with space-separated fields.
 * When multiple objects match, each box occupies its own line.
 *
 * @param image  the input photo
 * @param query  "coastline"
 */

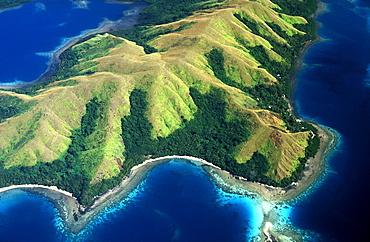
xmin=0 ymin=1 xmax=33 ymax=12
xmin=0 ymin=156 xmax=221 ymax=234
xmin=0 ymin=0 xmax=338 ymax=239
xmin=0 ymin=129 xmax=337 ymax=234
xmin=288 ymin=0 xmax=329 ymax=101
xmin=202 ymin=0 xmax=335 ymax=203
xmin=0 ymin=1 xmax=148 ymax=90
xmin=203 ymin=124 xmax=338 ymax=202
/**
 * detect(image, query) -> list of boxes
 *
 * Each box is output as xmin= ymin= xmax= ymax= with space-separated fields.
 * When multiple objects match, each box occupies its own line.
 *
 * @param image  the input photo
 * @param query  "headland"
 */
xmin=0 ymin=0 xmax=338 ymax=240
xmin=0 ymin=122 xmax=337 ymax=235
xmin=0 ymin=0 xmax=148 ymax=90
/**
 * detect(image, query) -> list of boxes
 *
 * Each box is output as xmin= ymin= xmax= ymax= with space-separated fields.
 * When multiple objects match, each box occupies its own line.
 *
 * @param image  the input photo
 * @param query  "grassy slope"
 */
xmin=0 ymin=0 xmax=317 ymax=203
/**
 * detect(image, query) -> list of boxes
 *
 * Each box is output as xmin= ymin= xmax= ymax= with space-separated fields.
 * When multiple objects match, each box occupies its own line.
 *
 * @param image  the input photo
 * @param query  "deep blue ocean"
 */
xmin=1 ymin=0 xmax=370 ymax=241
xmin=290 ymin=0 xmax=370 ymax=241
xmin=0 ymin=0 xmax=131 ymax=84
xmin=0 ymin=161 xmax=264 ymax=241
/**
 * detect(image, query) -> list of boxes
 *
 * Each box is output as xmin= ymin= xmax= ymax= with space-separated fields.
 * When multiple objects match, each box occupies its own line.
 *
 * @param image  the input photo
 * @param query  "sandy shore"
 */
xmin=0 ymin=1 xmax=148 ymax=90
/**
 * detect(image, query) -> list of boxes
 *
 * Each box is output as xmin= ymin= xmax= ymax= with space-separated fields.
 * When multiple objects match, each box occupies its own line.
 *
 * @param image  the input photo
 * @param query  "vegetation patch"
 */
xmin=204 ymin=47 xmax=310 ymax=133
xmin=0 ymin=95 xmax=36 ymax=123
xmin=10 ymin=34 xmax=123 ymax=96
xmin=0 ymin=0 xmax=30 ymax=9
xmin=270 ymin=0 xmax=317 ymax=19
xmin=0 ymin=92 xmax=124 ymax=206
xmin=121 ymin=0 xmax=223 ymax=26
xmin=0 ymin=111 xmax=41 ymax=166
xmin=119 ymin=88 xmax=286 ymax=184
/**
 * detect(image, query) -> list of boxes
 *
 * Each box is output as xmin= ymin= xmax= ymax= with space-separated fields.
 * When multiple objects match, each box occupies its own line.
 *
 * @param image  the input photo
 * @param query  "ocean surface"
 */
xmin=0 ymin=0 xmax=131 ymax=84
xmin=0 ymin=161 xmax=264 ymax=241
xmin=1 ymin=0 xmax=370 ymax=241
xmin=292 ymin=0 xmax=370 ymax=240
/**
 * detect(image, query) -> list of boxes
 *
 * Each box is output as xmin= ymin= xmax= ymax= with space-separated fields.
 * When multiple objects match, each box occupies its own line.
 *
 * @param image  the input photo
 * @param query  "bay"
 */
xmin=0 ymin=160 xmax=264 ymax=241
xmin=86 ymin=161 xmax=263 ymax=242
xmin=0 ymin=189 xmax=65 ymax=241
xmin=0 ymin=0 xmax=133 ymax=84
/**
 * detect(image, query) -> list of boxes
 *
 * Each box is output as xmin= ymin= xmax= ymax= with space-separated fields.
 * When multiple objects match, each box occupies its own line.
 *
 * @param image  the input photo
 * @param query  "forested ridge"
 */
xmin=0 ymin=96 xmax=126 ymax=205
xmin=120 ymin=89 xmax=320 ymax=187
xmin=113 ymin=0 xmax=223 ymax=53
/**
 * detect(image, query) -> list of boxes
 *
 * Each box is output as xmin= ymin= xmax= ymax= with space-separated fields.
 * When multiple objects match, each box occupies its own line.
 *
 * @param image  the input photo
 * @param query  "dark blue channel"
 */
xmin=292 ymin=0 xmax=370 ymax=241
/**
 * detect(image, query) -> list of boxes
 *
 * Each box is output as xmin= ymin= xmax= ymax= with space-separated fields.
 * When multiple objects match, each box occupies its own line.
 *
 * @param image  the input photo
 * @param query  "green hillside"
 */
xmin=0 ymin=0 xmax=319 ymax=206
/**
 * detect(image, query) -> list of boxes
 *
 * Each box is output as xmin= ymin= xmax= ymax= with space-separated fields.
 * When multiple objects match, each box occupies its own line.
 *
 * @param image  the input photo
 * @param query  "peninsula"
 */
xmin=0 ymin=0 xmax=332 ymax=238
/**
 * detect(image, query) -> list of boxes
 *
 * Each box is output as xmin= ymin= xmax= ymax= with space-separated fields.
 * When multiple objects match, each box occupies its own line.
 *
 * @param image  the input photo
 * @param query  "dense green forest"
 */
xmin=121 ymin=0 xmax=223 ymax=26
xmin=205 ymin=48 xmax=309 ymax=133
xmin=120 ymin=89 xmax=320 ymax=187
xmin=271 ymin=0 xmax=317 ymax=19
xmin=0 ymin=95 xmax=36 ymax=123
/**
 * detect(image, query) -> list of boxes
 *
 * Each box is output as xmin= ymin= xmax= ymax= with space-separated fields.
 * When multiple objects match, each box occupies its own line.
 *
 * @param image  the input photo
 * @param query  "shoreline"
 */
xmin=203 ymin=0 xmax=335 ymax=203
xmin=0 ymin=126 xmax=337 ymax=234
xmin=203 ymin=123 xmax=338 ymax=202
xmin=0 ymin=0 xmax=148 ymax=90
xmin=288 ymin=0 xmax=329 ymax=103
xmin=0 ymin=156 xmax=222 ymax=234
xmin=0 ymin=0 xmax=338 ymax=239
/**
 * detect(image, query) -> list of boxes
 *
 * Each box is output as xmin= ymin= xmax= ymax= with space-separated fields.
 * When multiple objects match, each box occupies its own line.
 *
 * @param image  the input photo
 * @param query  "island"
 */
xmin=0 ymin=0 xmax=335 ymax=240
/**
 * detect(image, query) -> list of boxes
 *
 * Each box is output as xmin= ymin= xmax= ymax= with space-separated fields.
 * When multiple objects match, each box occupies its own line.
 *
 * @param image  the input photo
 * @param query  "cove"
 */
xmin=0 ymin=159 xmax=264 ymax=241
xmin=0 ymin=189 xmax=64 ymax=242
xmin=0 ymin=0 xmax=146 ymax=86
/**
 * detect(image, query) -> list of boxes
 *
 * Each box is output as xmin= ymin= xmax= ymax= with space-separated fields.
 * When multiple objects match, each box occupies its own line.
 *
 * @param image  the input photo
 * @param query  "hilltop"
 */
xmin=0 ymin=0 xmax=319 ymax=205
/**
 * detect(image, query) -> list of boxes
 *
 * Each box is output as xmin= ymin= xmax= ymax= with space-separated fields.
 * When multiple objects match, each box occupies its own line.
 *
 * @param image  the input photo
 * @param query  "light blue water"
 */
xmin=0 ymin=0 xmax=131 ymax=84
